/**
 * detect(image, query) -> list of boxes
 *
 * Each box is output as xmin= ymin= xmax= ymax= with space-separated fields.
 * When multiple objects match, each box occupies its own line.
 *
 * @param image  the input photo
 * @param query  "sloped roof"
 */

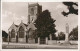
xmin=8 ymin=23 xmax=18 ymax=31
xmin=23 ymin=23 xmax=28 ymax=27
xmin=18 ymin=21 xmax=28 ymax=28
xmin=27 ymin=23 xmax=37 ymax=30
xmin=15 ymin=25 xmax=18 ymax=27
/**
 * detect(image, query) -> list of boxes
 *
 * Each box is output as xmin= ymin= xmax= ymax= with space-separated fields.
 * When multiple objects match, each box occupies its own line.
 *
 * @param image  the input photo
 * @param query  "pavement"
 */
xmin=2 ymin=42 xmax=78 ymax=49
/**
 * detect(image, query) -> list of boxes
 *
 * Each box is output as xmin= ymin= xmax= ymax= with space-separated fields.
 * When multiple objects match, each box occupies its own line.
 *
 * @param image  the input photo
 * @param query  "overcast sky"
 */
xmin=2 ymin=2 xmax=78 ymax=35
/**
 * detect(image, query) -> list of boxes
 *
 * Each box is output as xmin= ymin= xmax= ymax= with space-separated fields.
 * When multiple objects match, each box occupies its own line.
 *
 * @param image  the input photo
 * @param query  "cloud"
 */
xmin=56 ymin=3 xmax=69 ymax=13
xmin=73 ymin=4 xmax=78 ymax=9
xmin=2 ymin=2 xmax=78 ymax=34
xmin=2 ymin=10 xmax=27 ymax=32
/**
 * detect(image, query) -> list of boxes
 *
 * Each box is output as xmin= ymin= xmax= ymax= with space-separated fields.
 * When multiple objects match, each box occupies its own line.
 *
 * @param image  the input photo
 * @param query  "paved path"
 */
xmin=2 ymin=42 xmax=78 ymax=49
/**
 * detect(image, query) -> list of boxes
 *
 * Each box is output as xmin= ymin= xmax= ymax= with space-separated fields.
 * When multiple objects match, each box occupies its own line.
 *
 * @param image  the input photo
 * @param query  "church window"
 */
xmin=11 ymin=29 xmax=15 ymax=38
xmin=19 ymin=26 xmax=24 ymax=38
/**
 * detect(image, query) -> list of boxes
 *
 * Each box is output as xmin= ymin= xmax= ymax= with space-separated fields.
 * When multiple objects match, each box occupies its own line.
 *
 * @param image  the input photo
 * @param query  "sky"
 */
xmin=2 ymin=2 xmax=78 ymax=36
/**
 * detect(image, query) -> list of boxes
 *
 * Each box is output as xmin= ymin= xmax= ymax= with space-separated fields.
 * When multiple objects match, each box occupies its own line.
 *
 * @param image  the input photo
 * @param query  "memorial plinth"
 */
xmin=63 ymin=23 xmax=71 ymax=45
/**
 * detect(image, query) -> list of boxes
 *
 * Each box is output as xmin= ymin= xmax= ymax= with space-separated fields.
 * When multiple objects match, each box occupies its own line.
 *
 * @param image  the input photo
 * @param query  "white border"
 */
xmin=78 ymin=1 xmax=79 ymax=51
xmin=2 ymin=0 xmax=78 ymax=2
xmin=0 ymin=0 xmax=2 ymax=50
xmin=1 ymin=0 xmax=79 ymax=51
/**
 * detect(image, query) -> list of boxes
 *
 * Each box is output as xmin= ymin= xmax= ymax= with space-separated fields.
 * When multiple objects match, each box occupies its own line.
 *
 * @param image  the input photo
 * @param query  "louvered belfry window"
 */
xmin=19 ymin=26 xmax=24 ymax=38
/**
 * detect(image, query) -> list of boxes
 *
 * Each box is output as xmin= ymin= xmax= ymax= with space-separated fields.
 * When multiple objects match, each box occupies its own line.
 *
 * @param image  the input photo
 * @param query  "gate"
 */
xmin=26 ymin=35 xmax=28 ymax=43
xmin=35 ymin=38 xmax=38 ymax=43
xmin=40 ymin=37 xmax=46 ymax=44
xmin=16 ymin=35 xmax=18 ymax=43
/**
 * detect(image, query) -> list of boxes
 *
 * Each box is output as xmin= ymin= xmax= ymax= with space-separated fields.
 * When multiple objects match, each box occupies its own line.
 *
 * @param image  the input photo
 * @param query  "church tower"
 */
xmin=28 ymin=3 xmax=42 ymax=24
xmin=27 ymin=3 xmax=42 ymax=43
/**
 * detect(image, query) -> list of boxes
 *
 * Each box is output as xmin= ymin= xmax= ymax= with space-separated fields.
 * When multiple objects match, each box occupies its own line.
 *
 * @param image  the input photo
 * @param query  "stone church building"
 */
xmin=8 ymin=3 xmax=42 ymax=43
xmin=8 ymin=3 xmax=54 ymax=44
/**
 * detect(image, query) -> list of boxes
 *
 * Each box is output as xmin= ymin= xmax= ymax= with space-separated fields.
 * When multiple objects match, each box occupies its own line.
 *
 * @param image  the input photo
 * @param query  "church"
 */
xmin=8 ymin=3 xmax=43 ymax=43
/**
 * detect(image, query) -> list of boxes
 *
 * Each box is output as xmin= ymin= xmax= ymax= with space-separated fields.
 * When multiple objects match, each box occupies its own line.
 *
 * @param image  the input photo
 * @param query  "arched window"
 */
xmin=19 ymin=26 xmax=24 ymax=38
xmin=30 ymin=8 xmax=34 ymax=15
xmin=11 ymin=29 xmax=15 ymax=38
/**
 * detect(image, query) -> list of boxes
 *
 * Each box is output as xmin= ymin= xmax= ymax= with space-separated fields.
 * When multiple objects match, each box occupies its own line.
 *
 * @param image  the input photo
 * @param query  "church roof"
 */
xmin=15 ymin=25 xmax=18 ymax=27
xmin=8 ymin=23 xmax=18 ymax=31
xmin=27 ymin=23 xmax=37 ymax=30
xmin=23 ymin=23 xmax=28 ymax=27
xmin=19 ymin=20 xmax=28 ymax=27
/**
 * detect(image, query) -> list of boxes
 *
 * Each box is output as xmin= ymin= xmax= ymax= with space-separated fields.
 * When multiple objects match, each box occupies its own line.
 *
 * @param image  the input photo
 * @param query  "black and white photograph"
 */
xmin=2 ymin=1 xmax=78 ymax=49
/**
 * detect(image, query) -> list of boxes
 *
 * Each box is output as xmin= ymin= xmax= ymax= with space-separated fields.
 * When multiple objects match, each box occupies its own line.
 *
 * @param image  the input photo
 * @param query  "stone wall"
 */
xmin=48 ymin=40 xmax=57 ymax=45
xmin=18 ymin=38 xmax=26 ymax=43
xmin=11 ymin=38 xmax=16 ymax=42
xmin=28 ymin=38 xmax=35 ymax=44
xmin=47 ymin=40 xmax=78 ymax=45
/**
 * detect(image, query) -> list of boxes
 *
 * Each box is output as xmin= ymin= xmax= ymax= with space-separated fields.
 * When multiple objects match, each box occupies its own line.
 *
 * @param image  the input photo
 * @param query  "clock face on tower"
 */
xmin=30 ymin=8 xmax=34 ymax=15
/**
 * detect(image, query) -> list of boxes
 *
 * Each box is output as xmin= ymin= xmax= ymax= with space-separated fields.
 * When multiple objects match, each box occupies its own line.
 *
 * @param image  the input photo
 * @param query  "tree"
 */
xmin=62 ymin=2 xmax=78 ymax=17
xmin=69 ymin=26 xmax=78 ymax=40
xmin=58 ymin=32 xmax=65 ymax=40
xmin=2 ymin=30 xmax=8 ymax=42
xmin=2 ymin=30 xmax=8 ymax=38
xmin=34 ymin=10 xmax=56 ymax=39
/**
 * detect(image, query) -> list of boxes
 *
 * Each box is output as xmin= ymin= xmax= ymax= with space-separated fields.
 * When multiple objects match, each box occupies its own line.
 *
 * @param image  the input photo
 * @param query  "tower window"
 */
xmin=30 ymin=8 xmax=34 ymax=15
